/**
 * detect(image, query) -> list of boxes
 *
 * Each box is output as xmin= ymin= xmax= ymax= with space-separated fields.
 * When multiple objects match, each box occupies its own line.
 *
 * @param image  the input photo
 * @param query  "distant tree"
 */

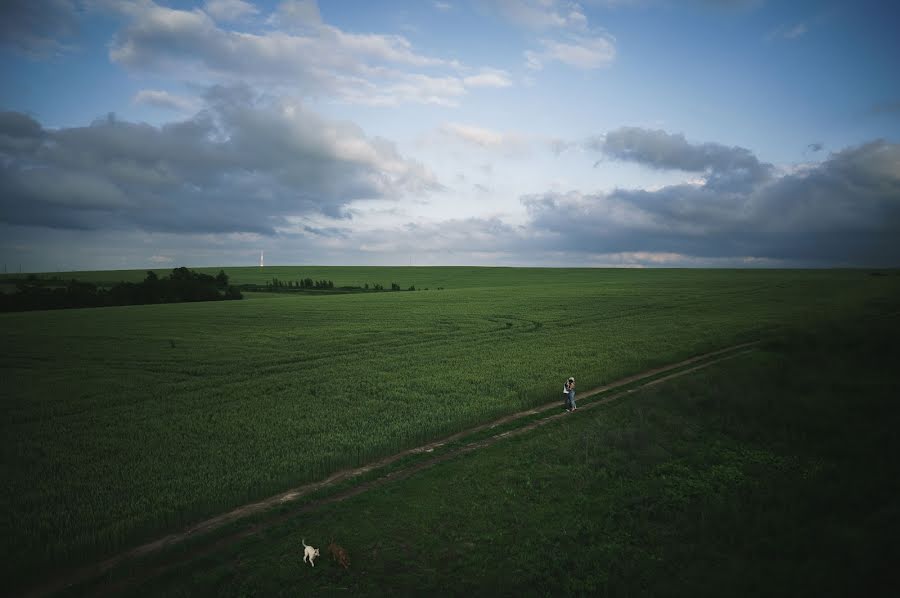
xmin=391 ymin=282 xmax=400 ymax=291
xmin=170 ymin=266 xmax=192 ymax=281
xmin=145 ymin=271 xmax=159 ymax=282
xmin=215 ymin=270 xmax=229 ymax=288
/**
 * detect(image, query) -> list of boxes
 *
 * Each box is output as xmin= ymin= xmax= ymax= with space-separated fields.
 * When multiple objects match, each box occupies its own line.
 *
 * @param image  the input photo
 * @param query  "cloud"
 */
xmin=267 ymin=0 xmax=322 ymax=29
xmin=0 ymin=0 xmax=80 ymax=58
xmin=100 ymin=0 xmax=505 ymax=107
xmin=441 ymin=123 xmax=512 ymax=147
xmin=432 ymin=1 xmax=453 ymax=11
xmin=0 ymin=86 xmax=440 ymax=235
xmin=485 ymin=1 xmax=615 ymax=71
xmin=204 ymin=0 xmax=259 ymax=22
xmin=352 ymin=217 xmax=523 ymax=256
xmin=0 ymin=111 xmax=46 ymax=152
xmin=132 ymin=89 xmax=201 ymax=113
xmin=438 ymin=122 xmax=532 ymax=157
xmin=768 ymin=22 xmax=808 ymax=41
xmin=7 ymin=135 xmax=898 ymax=268
xmin=432 ymin=122 xmax=571 ymax=158
xmin=486 ymin=0 xmax=588 ymax=30
xmin=525 ymin=34 xmax=616 ymax=70
xmin=807 ymin=142 xmax=824 ymax=153
xmin=523 ymin=138 xmax=900 ymax=264
xmin=589 ymin=126 xmax=773 ymax=190
xmin=462 ymin=68 xmax=513 ymax=88
xmin=783 ymin=23 xmax=807 ymax=38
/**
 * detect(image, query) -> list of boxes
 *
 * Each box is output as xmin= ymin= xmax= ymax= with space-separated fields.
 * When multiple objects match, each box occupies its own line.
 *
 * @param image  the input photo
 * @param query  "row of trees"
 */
xmin=364 ymin=283 xmax=417 ymax=291
xmin=0 ymin=268 xmax=242 ymax=312
xmin=266 ymin=278 xmax=335 ymax=290
xmin=260 ymin=278 xmax=422 ymax=292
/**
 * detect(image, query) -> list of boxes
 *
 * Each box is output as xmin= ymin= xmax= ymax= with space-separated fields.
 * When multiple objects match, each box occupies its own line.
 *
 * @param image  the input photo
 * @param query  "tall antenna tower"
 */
xmin=259 ymin=251 xmax=264 ymax=268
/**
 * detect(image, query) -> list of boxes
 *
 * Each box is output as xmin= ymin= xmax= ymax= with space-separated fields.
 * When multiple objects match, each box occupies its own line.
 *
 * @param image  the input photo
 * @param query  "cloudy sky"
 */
xmin=1 ymin=0 xmax=899 ymax=270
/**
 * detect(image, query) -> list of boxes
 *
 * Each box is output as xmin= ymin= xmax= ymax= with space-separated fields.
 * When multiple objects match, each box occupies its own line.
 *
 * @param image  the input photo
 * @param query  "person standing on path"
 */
xmin=565 ymin=377 xmax=576 ymax=412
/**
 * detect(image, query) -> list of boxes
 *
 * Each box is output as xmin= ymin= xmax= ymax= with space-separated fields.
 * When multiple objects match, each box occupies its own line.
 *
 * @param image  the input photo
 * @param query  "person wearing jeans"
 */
xmin=565 ymin=377 xmax=576 ymax=411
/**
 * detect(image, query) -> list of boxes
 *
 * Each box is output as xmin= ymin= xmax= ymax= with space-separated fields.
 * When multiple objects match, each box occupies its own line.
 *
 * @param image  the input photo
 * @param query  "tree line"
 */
xmin=256 ymin=277 xmax=431 ymax=293
xmin=266 ymin=277 xmax=335 ymax=290
xmin=0 ymin=268 xmax=242 ymax=312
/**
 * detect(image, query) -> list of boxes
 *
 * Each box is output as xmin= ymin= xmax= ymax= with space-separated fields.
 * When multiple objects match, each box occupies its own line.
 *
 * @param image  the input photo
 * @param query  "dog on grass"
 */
xmin=327 ymin=539 xmax=350 ymax=569
xmin=302 ymin=538 xmax=320 ymax=567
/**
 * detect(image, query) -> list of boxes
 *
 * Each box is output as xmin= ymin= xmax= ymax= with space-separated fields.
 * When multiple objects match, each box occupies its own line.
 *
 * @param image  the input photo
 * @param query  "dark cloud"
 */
xmin=0 ymin=86 xmax=439 ymax=234
xmin=590 ymin=126 xmax=773 ymax=191
xmin=525 ymin=139 xmax=900 ymax=265
xmin=0 ymin=0 xmax=80 ymax=58
xmin=591 ymin=127 xmax=764 ymax=174
xmin=807 ymin=142 xmax=824 ymax=153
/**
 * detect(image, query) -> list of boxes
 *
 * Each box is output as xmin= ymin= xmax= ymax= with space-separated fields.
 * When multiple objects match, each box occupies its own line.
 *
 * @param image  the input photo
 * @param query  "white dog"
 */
xmin=302 ymin=538 xmax=320 ymax=567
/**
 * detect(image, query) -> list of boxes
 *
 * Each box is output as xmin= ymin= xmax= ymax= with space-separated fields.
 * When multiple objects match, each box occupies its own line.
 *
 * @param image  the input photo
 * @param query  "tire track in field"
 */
xmin=24 ymin=341 xmax=758 ymax=598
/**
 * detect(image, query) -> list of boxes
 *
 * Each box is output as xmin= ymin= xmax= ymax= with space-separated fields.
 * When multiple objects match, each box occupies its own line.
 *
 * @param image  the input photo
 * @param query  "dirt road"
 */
xmin=27 ymin=341 xmax=757 ymax=597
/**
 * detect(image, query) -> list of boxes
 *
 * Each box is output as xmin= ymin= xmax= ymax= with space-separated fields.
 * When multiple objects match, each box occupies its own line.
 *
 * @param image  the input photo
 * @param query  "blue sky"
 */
xmin=1 ymin=0 xmax=898 ymax=270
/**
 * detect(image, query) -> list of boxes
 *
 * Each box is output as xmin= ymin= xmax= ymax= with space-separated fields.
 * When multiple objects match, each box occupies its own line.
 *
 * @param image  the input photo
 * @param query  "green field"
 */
xmin=105 ymin=310 xmax=899 ymax=597
xmin=2 ymin=267 xmax=899 ymax=591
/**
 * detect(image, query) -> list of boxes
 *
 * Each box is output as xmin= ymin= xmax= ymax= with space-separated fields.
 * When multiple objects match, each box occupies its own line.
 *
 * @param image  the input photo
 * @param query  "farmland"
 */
xmin=115 ymin=308 xmax=900 ymax=597
xmin=2 ymin=267 xmax=899 ymax=590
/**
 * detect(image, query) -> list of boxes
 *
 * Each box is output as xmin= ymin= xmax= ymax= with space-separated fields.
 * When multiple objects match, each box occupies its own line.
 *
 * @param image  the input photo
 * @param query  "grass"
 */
xmin=97 ymin=309 xmax=900 ymax=597
xmin=2 ymin=267 xmax=899 ymax=591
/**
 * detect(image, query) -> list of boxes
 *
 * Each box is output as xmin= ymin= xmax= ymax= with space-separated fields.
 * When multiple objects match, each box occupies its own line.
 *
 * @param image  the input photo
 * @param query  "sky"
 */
xmin=1 ymin=0 xmax=899 ymax=271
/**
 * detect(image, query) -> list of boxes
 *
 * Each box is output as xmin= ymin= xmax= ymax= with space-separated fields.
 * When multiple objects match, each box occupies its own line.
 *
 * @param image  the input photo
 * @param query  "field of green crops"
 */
xmin=2 ymin=267 xmax=898 ymax=589
xmin=119 ymin=310 xmax=900 ymax=597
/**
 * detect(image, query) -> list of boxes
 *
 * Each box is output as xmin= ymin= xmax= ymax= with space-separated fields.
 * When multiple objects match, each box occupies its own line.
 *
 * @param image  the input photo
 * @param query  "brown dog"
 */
xmin=327 ymin=539 xmax=350 ymax=569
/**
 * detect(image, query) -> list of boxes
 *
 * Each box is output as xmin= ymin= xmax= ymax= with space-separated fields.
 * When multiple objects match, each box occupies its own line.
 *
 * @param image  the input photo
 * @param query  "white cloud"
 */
xmin=486 ymin=1 xmax=616 ymax=71
xmin=526 ymin=34 xmax=616 ymax=69
xmin=433 ymin=1 xmax=453 ymax=11
xmin=434 ymin=123 xmax=541 ymax=160
xmin=441 ymin=123 xmax=517 ymax=147
xmin=204 ymin=0 xmax=259 ymax=22
xmin=462 ymin=68 xmax=513 ymax=88
xmin=267 ymin=0 xmax=321 ymax=28
xmin=487 ymin=0 xmax=588 ymax=30
xmin=132 ymin=89 xmax=201 ymax=113
xmin=103 ymin=0 xmax=505 ymax=107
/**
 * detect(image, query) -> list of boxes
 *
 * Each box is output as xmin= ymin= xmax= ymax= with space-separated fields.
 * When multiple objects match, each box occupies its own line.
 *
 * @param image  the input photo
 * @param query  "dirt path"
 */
xmin=26 ymin=342 xmax=757 ymax=597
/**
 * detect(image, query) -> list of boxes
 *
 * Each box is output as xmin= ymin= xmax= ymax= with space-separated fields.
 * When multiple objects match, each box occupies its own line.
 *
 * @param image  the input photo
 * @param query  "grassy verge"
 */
xmin=77 ymin=309 xmax=900 ymax=597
